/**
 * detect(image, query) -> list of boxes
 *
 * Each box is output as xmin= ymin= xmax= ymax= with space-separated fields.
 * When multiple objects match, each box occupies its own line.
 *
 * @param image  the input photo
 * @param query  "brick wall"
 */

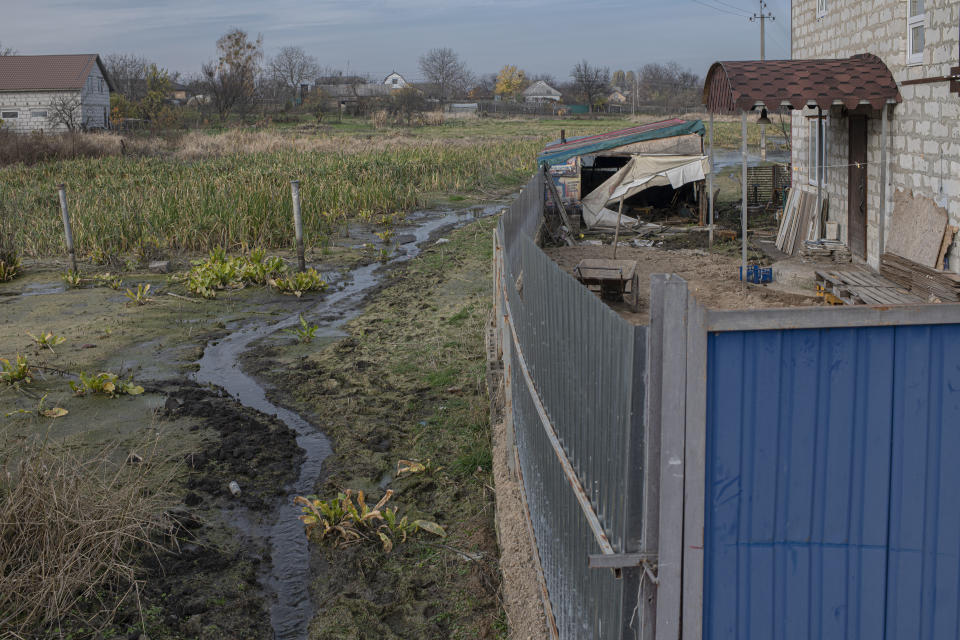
xmin=792 ymin=0 xmax=960 ymax=270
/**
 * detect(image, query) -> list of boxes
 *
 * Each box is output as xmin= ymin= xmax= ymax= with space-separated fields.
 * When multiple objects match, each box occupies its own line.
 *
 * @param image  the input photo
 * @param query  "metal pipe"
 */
xmin=290 ymin=180 xmax=305 ymax=272
xmin=709 ymin=111 xmax=715 ymax=247
xmin=56 ymin=183 xmax=77 ymax=273
xmin=741 ymin=111 xmax=748 ymax=280
xmin=816 ymin=107 xmax=823 ymax=240
xmin=613 ymin=195 xmax=624 ymax=259
xmin=879 ymin=105 xmax=889 ymax=264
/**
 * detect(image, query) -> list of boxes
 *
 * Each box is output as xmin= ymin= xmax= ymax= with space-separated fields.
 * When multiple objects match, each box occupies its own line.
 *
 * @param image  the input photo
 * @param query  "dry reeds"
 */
xmin=0 ymin=439 xmax=173 ymax=635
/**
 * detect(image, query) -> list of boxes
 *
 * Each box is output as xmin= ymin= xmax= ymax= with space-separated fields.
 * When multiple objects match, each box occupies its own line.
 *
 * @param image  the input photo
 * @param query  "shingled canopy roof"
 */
xmin=703 ymin=53 xmax=902 ymax=114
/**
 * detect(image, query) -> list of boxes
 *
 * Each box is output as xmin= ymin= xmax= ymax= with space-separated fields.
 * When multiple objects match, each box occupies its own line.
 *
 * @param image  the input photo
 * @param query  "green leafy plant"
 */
xmin=124 ymin=283 xmax=152 ymax=305
xmin=396 ymin=458 xmax=443 ymax=477
xmin=27 ymin=330 xmax=66 ymax=353
xmin=70 ymin=372 xmax=144 ymax=398
xmin=4 ymin=394 xmax=68 ymax=419
xmin=181 ymin=248 xmax=288 ymax=299
xmin=295 ymin=489 xmax=444 ymax=553
xmin=61 ymin=270 xmax=83 ymax=288
xmin=285 ymin=314 xmax=319 ymax=343
xmin=272 ymin=268 xmax=327 ymax=298
xmin=94 ymin=272 xmax=122 ymax=289
xmin=0 ymin=354 xmax=32 ymax=385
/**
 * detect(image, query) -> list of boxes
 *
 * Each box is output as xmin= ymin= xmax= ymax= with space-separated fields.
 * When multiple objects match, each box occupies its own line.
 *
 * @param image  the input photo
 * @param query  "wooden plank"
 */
xmin=937 ymin=225 xmax=959 ymax=271
xmin=887 ymin=189 xmax=949 ymax=268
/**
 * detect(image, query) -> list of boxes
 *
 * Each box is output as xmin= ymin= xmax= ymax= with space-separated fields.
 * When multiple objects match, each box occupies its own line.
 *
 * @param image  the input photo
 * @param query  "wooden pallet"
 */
xmin=814 ymin=269 xmax=926 ymax=306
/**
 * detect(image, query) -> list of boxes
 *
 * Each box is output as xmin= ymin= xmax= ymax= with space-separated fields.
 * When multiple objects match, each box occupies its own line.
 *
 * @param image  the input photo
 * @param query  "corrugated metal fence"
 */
xmin=494 ymin=171 xmax=651 ymax=640
xmin=495 ymin=170 xmax=960 ymax=640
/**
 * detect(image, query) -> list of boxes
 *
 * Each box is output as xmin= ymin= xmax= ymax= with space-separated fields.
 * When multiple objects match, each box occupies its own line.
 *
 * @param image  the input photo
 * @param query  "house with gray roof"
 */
xmin=523 ymin=80 xmax=562 ymax=103
xmin=0 ymin=54 xmax=114 ymax=132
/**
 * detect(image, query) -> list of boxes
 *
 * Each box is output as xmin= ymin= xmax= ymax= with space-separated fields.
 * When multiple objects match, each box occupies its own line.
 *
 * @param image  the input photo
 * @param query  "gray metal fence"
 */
xmin=494 ymin=171 xmax=651 ymax=640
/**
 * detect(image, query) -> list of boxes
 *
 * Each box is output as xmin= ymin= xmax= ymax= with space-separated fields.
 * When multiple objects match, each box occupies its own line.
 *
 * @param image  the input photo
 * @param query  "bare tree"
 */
xmin=570 ymin=60 xmax=610 ymax=112
xmin=636 ymin=62 xmax=700 ymax=113
xmin=269 ymin=46 xmax=319 ymax=101
xmin=103 ymin=53 xmax=150 ymax=101
xmin=0 ymin=42 xmax=15 ymax=56
xmin=418 ymin=48 xmax=471 ymax=106
xmin=47 ymin=95 xmax=83 ymax=131
xmin=198 ymin=29 xmax=264 ymax=122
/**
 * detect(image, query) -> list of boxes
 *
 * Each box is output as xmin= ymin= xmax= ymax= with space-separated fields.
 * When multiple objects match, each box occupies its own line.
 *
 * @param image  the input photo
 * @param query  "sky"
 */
xmin=3 ymin=0 xmax=793 ymax=82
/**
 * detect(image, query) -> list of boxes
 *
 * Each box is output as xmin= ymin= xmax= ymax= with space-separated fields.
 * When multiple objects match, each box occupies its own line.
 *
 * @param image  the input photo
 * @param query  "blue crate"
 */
xmin=739 ymin=264 xmax=773 ymax=284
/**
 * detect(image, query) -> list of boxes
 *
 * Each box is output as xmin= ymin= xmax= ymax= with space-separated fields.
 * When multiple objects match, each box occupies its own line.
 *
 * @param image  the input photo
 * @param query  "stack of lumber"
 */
xmin=775 ymin=189 xmax=828 ymax=255
xmin=800 ymin=240 xmax=852 ymax=264
xmin=880 ymin=253 xmax=960 ymax=302
xmin=815 ymin=269 xmax=925 ymax=305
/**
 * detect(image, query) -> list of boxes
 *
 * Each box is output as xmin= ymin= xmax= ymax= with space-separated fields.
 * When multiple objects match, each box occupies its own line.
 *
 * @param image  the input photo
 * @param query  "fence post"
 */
xmin=290 ymin=180 xmax=305 ymax=272
xmin=56 ymin=184 xmax=77 ymax=273
xmin=654 ymin=275 xmax=689 ymax=640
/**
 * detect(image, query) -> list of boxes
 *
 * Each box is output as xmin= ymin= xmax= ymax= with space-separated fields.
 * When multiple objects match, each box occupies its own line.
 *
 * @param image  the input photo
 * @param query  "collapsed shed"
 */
xmin=537 ymin=119 xmax=710 ymax=231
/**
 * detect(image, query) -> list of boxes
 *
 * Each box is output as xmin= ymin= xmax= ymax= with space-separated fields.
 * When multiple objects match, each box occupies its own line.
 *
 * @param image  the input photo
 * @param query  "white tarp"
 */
xmin=581 ymin=155 xmax=711 ymax=231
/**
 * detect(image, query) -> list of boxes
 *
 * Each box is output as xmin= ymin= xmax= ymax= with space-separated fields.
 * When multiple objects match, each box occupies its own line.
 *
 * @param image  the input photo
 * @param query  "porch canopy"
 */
xmin=702 ymin=53 xmax=902 ymax=114
xmin=700 ymin=53 xmax=902 ymax=278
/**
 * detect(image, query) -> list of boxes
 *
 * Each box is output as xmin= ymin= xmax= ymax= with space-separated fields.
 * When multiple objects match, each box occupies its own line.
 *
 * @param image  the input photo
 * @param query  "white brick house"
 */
xmin=383 ymin=71 xmax=408 ymax=90
xmin=792 ymin=0 xmax=960 ymax=270
xmin=0 ymin=54 xmax=114 ymax=133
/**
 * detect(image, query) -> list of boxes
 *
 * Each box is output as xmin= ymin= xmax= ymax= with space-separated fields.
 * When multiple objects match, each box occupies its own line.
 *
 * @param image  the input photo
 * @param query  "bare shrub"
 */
xmin=371 ymin=109 xmax=390 ymax=129
xmin=0 ymin=438 xmax=174 ymax=635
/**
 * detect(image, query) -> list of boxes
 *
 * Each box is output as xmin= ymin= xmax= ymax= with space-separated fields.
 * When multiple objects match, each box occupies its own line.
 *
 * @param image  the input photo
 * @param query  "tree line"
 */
xmin=1 ymin=31 xmax=704 ymax=127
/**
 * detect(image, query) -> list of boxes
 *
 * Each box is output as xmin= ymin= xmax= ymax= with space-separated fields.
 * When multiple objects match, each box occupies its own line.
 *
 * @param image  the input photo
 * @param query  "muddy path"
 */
xmin=0 ymin=202 xmax=505 ymax=639
xmin=193 ymin=204 xmax=504 ymax=639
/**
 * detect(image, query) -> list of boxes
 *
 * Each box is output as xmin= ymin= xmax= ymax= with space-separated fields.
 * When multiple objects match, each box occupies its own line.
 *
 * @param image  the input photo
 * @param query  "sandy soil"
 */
xmin=543 ymin=245 xmax=823 ymax=325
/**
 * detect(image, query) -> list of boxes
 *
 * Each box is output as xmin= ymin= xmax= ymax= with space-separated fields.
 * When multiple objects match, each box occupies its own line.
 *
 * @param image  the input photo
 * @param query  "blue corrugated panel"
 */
xmin=703 ymin=324 xmax=960 ymax=640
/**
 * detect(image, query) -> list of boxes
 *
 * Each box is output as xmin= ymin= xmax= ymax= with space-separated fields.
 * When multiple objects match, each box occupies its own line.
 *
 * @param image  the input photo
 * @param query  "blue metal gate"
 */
xmin=703 ymin=323 xmax=960 ymax=640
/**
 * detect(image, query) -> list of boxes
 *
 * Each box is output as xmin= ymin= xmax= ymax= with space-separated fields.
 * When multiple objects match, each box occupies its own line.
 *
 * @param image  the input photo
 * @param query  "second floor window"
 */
xmin=817 ymin=0 xmax=828 ymax=19
xmin=908 ymin=0 xmax=925 ymax=65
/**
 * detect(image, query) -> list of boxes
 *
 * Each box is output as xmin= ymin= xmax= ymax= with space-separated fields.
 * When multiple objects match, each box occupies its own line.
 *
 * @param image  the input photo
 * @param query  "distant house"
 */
xmin=0 ymin=54 xmax=113 ymax=132
xmin=523 ymin=80 xmax=562 ymax=103
xmin=168 ymin=82 xmax=190 ymax=104
xmin=383 ymin=72 xmax=408 ymax=90
xmin=608 ymin=90 xmax=628 ymax=105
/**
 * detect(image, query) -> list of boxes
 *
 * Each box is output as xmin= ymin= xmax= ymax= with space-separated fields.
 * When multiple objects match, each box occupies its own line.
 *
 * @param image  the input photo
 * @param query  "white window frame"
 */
xmin=817 ymin=0 xmax=828 ymax=19
xmin=30 ymin=109 xmax=47 ymax=118
xmin=808 ymin=115 xmax=829 ymax=187
xmin=1 ymin=110 xmax=18 ymax=119
xmin=908 ymin=0 xmax=925 ymax=65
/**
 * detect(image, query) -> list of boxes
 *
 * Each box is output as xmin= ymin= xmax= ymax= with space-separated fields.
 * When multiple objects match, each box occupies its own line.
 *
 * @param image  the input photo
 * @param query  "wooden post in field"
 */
xmin=290 ymin=180 xmax=305 ymax=272
xmin=56 ymin=184 xmax=77 ymax=272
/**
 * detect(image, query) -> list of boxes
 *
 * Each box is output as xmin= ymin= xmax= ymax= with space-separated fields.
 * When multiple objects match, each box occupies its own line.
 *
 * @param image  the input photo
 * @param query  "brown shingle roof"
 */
xmin=0 ymin=54 xmax=114 ymax=92
xmin=703 ymin=53 xmax=902 ymax=113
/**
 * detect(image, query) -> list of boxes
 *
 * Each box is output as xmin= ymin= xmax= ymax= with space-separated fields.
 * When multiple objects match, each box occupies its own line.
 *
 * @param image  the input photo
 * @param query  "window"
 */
xmin=1 ymin=111 xmax=18 ymax=119
xmin=30 ymin=109 xmax=47 ymax=118
xmin=817 ymin=0 xmax=828 ymax=18
xmin=908 ymin=0 xmax=925 ymax=65
xmin=808 ymin=116 xmax=829 ymax=186
xmin=392 ymin=78 xmax=398 ymax=85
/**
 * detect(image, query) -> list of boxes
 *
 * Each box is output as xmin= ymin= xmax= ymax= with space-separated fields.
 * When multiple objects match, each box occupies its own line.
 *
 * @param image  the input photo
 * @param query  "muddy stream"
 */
xmin=192 ymin=204 xmax=502 ymax=640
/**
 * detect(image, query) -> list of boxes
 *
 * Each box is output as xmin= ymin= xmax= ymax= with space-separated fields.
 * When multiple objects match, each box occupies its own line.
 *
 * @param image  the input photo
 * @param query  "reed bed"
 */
xmin=2 ymin=138 xmax=540 ymax=257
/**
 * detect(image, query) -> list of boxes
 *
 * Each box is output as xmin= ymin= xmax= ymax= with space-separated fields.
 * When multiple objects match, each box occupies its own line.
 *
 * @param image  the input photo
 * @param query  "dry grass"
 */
xmin=0 ymin=437 xmax=174 ymax=636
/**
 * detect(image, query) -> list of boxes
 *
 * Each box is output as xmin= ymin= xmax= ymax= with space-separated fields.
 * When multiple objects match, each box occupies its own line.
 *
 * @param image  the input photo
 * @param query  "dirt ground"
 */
xmin=543 ymin=243 xmax=822 ymax=324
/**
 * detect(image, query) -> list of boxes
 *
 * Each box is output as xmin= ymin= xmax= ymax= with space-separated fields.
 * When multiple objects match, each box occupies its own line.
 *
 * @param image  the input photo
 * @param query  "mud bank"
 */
xmin=245 ymin=216 xmax=506 ymax=639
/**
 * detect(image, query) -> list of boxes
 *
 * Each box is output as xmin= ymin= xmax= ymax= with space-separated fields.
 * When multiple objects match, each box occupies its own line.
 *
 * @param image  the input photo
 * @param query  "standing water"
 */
xmin=192 ymin=204 xmax=503 ymax=639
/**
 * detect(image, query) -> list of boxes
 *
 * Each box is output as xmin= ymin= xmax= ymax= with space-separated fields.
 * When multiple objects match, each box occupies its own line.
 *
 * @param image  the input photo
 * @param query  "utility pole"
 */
xmin=750 ymin=1 xmax=775 ymax=159
xmin=749 ymin=0 xmax=775 ymax=61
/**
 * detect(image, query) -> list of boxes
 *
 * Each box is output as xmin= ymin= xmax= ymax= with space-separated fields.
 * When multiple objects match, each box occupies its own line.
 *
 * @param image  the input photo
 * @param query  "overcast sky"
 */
xmin=4 ymin=0 xmax=792 ymax=81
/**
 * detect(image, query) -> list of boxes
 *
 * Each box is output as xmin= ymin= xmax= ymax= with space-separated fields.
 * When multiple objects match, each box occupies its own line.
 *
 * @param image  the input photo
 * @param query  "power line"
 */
xmin=709 ymin=0 xmax=755 ymax=15
xmin=690 ymin=0 xmax=751 ymax=18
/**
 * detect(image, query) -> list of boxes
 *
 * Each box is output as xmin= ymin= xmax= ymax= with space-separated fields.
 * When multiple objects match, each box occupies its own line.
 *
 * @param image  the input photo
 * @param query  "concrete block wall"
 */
xmin=0 ymin=90 xmax=80 ymax=133
xmin=792 ymin=0 xmax=960 ymax=270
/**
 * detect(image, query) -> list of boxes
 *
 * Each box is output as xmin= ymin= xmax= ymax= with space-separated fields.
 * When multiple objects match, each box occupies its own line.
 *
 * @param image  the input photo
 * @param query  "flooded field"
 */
xmin=0 ymin=205 xmax=505 ymax=639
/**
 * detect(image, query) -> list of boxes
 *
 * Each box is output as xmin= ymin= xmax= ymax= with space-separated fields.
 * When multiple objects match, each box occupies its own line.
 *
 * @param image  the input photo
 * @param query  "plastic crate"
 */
xmin=739 ymin=264 xmax=773 ymax=284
